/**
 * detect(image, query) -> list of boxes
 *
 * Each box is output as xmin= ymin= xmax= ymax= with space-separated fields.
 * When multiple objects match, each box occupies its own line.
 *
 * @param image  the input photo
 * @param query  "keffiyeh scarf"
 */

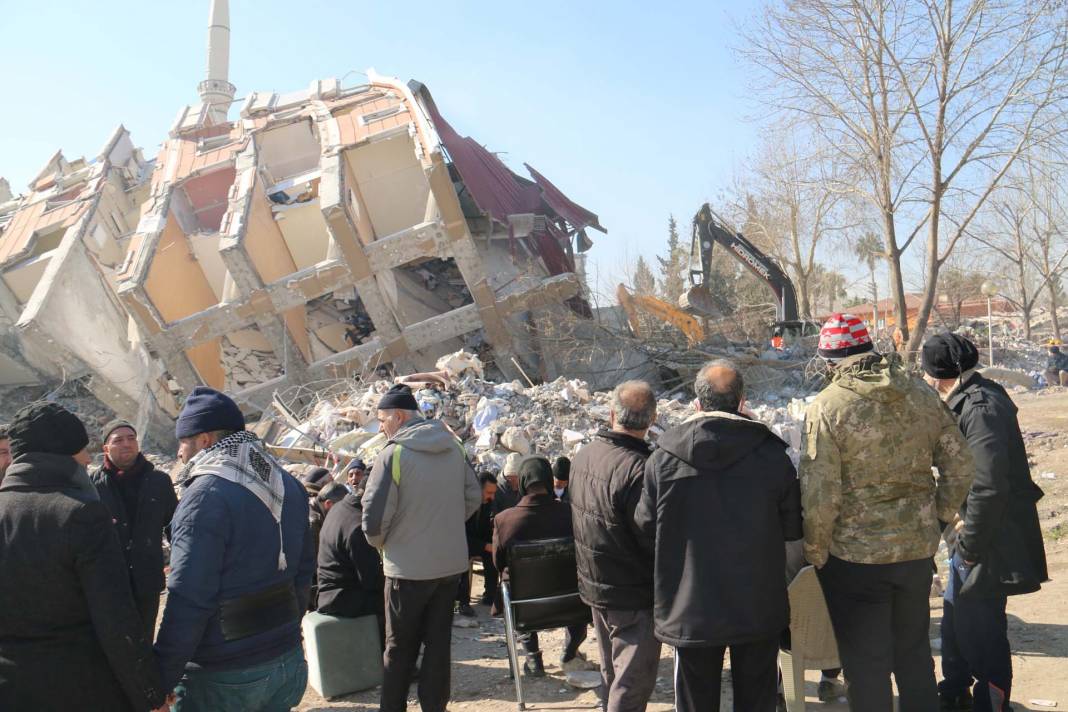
xmin=178 ymin=431 xmax=289 ymax=570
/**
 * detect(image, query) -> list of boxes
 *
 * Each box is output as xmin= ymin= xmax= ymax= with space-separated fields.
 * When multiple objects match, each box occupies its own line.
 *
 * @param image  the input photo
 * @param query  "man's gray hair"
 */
xmin=695 ymin=359 xmax=744 ymax=413
xmin=610 ymin=380 xmax=657 ymax=431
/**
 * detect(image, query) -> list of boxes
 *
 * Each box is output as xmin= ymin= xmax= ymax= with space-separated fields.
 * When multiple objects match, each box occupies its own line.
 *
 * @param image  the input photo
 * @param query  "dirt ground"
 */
xmin=298 ymin=389 xmax=1068 ymax=712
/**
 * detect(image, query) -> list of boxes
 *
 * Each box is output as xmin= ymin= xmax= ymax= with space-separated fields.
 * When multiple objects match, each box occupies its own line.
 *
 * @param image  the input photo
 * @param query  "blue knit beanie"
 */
xmin=176 ymin=386 xmax=246 ymax=439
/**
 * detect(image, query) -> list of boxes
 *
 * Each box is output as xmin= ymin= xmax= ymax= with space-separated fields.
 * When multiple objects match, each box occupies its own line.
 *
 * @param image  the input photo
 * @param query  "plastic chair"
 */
xmin=501 ymin=537 xmax=592 ymax=711
xmin=780 ymin=565 xmax=841 ymax=712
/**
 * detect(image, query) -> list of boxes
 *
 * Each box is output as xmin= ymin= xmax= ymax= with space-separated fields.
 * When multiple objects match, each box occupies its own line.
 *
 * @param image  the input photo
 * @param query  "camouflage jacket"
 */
xmin=799 ymin=353 xmax=973 ymax=566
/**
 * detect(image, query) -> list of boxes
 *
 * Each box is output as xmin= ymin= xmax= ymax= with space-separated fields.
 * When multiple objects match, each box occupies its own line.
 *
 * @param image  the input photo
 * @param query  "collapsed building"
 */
xmin=0 ymin=1 xmax=604 ymax=446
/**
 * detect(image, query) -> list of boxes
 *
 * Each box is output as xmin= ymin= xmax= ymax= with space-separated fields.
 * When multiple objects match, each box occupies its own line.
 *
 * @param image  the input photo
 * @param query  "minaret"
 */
xmin=197 ymin=0 xmax=236 ymax=123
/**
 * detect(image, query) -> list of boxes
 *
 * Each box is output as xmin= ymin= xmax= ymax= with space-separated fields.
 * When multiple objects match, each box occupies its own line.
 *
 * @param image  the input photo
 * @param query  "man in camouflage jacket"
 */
xmin=800 ymin=314 xmax=973 ymax=712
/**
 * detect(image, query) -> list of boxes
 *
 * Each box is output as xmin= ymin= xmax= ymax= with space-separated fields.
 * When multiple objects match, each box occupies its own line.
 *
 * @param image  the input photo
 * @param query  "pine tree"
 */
xmin=633 ymin=256 xmax=657 ymax=295
xmin=657 ymin=215 xmax=689 ymax=303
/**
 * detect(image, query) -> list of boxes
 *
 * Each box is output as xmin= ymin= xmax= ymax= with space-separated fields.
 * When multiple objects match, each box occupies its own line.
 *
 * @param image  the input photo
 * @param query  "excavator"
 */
xmin=619 ymin=203 xmax=819 ymax=347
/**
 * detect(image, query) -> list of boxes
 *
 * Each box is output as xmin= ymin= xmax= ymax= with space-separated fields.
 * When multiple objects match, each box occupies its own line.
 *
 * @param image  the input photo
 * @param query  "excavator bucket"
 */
xmin=679 ymin=285 xmax=721 ymax=318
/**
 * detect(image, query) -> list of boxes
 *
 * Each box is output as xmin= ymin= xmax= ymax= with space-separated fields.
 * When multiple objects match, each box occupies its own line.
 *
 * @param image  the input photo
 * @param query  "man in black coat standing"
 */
xmin=570 ymin=380 xmax=661 ymax=712
xmin=0 ymin=403 xmax=166 ymax=711
xmin=923 ymin=334 xmax=1048 ymax=712
xmin=92 ymin=419 xmax=179 ymax=640
xmin=635 ymin=360 xmax=802 ymax=712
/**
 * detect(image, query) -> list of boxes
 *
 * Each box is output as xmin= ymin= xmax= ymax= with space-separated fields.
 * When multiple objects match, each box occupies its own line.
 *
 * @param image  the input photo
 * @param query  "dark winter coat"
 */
xmin=154 ymin=452 xmax=315 ymax=692
xmin=493 ymin=473 xmax=521 ymax=516
xmin=91 ymin=454 xmax=178 ymax=598
xmin=493 ymin=493 xmax=574 ymax=578
xmin=466 ymin=500 xmax=495 ymax=558
xmin=569 ymin=429 xmax=654 ymax=611
xmin=317 ymin=493 xmax=385 ymax=618
xmin=0 ymin=453 xmax=166 ymax=711
xmin=947 ymin=373 xmax=1049 ymax=597
xmin=635 ymin=411 xmax=803 ymax=648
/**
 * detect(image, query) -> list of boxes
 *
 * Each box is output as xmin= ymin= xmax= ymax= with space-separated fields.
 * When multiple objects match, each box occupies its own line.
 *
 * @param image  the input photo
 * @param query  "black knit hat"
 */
xmin=102 ymin=419 xmax=136 ymax=442
xmin=8 ymin=402 xmax=90 ymax=459
xmin=921 ymin=333 xmax=980 ymax=379
xmin=518 ymin=455 xmax=554 ymax=495
xmin=175 ymin=387 xmax=246 ymax=439
xmin=377 ymin=384 xmax=418 ymax=411
xmin=552 ymin=456 xmax=571 ymax=482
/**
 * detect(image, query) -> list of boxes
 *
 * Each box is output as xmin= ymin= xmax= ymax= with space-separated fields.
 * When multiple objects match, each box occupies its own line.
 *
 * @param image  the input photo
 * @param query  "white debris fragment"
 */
xmin=1040 ymin=472 xmax=1057 ymax=480
xmin=435 ymin=349 xmax=484 ymax=379
xmin=500 ymin=426 xmax=532 ymax=455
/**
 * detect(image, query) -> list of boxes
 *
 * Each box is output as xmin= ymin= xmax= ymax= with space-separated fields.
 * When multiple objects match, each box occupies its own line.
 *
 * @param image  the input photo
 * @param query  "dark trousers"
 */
xmin=818 ymin=555 xmax=938 ymax=712
xmin=519 ymin=624 xmax=587 ymax=661
xmin=381 ymin=575 xmax=459 ymax=712
xmin=456 ymin=553 xmax=498 ymax=603
xmin=136 ymin=593 xmax=161 ymax=643
xmin=940 ymin=554 xmax=1012 ymax=711
xmin=592 ymin=607 xmax=662 ymax=712
xmin=673 ymin=637 xmax=779 ymax=712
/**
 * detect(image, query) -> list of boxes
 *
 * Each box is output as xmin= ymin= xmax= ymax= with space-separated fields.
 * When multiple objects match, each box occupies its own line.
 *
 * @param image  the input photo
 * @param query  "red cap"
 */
xmin=818 ymin=313 xmax=874 ymax=360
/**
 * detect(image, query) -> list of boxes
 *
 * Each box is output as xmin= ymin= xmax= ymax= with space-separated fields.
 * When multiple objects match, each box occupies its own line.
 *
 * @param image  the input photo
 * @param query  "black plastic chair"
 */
xmin=501 ymin=536 xmax=592 ymax=711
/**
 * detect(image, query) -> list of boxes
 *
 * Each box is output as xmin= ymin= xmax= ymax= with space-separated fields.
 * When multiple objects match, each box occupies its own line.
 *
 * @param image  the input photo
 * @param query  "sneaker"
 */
xmin=457 ymin=602 xmax=476 ymax=618
xmin=523 ymin=655 xmax=546 ymax=677
xmin=818 ymin=678 xmax=847 ymax=703
xmin=939 ymin=690 xmax=974 ymax=711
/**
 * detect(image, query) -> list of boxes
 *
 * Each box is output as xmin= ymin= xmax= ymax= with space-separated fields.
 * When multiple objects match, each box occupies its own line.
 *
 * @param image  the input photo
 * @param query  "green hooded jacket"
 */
xmin=799 ymin=352 xmax=973 ymax=566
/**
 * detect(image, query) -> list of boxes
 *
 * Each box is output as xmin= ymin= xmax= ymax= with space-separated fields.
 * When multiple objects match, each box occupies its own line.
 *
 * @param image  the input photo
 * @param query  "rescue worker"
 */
xmin=800 ymin=314 xmax=973 ymax=712
xmin=1044 ymin=344 xmax=1068 ymax=387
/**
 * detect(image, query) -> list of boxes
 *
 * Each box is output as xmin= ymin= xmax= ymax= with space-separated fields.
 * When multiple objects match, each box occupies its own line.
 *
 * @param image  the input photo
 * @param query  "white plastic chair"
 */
xmin=779 ymin=565 xmax=841 ymax=712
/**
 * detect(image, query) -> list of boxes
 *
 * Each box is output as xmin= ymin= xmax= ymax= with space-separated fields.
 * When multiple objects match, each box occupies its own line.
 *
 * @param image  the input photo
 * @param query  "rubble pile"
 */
xmin=269 ymin=350 xmax=813 ymax=473
xmin=221 ymin=336 xmax=284 ymax=391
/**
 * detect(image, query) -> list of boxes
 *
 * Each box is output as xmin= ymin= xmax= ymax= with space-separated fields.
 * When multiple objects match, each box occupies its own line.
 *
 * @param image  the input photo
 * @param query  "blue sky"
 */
xmin=1 ymin=0 xmax=763 ymax=298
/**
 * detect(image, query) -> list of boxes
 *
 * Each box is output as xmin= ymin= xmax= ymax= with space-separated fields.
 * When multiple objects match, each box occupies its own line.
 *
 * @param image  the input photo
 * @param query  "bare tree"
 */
xmin=735 ymin=132 xmax=847 ymax=318
xmin=742 ymin=0 xmax=1068 ymax=353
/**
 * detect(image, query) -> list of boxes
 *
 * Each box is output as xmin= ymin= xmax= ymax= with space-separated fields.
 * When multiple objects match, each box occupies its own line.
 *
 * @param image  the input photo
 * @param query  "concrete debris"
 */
xmin=267 ymin=351 xmax=813 ymax=475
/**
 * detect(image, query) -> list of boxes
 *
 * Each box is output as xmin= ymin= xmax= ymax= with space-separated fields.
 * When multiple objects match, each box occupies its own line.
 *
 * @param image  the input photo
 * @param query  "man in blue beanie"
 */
xmin=155 ymin=386 xmax=315 ymax=711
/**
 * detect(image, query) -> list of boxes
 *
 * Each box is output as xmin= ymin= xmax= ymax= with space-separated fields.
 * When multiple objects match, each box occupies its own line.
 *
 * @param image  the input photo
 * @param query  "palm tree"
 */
xmin=854 ymin=232 xmax=884 ymax=329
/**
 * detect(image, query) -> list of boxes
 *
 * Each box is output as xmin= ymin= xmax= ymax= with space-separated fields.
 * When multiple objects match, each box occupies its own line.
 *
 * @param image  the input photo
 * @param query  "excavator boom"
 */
xmin=683 ymin=203 xmax=801 ymax=325
xmin=617 ymin=284 xmax=705 ymax=346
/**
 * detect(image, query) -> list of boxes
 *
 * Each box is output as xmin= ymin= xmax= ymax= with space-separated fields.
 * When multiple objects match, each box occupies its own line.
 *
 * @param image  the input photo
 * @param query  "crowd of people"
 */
xmin=0 ymin=312 xmax=1051 ymax=712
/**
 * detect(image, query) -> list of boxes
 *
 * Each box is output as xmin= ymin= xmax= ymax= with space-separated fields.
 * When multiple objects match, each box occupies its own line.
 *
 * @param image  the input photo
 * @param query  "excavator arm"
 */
xmin=617 ymin=284 xmax=705 ymax=346
xmin=682 ymin=203 xmax=801 ymax=325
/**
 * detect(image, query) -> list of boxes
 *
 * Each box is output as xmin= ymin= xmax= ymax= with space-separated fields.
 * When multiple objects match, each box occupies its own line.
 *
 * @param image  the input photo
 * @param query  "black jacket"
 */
xmin=635 ymin=412 xmax=802 ymax=648
xmin=466 ymin=500 xmax=495 ymax=557
xmin=0 ymin=453 xmax=165 ymax=711
xmin=569 ymin=429 xmax=654 ymax=610
xmin=493 ymin=494 xmax=574 ymax=576
xmin=91 ymin=455 xmax=178 ymax=598
xmin=316 ymin=493 xmax=385 ymax=618
xmin=492 ymin=474 xmax=521 ymax=516
xmin=947 ymin=373 xmax=1048 ymax=597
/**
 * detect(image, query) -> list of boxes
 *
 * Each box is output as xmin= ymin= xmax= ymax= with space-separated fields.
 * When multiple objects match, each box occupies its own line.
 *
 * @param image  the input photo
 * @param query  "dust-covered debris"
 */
xmin=263 ymin=350 xmax=813 ymax=475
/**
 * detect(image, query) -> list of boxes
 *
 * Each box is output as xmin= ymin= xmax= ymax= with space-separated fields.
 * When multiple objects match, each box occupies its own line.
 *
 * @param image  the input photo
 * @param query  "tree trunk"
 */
xmin=884 ymin=212 xmax=910 ymax=349
xmin=798 ymin=273 xmax=811 ymax=320
xmin=1022 ymin=304 xmax=1032 ymax=341
xmin=1049 ymin=278 xmax=1062 ymax=341
xmin=906 ymin=178 xmax=946 ymax=358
